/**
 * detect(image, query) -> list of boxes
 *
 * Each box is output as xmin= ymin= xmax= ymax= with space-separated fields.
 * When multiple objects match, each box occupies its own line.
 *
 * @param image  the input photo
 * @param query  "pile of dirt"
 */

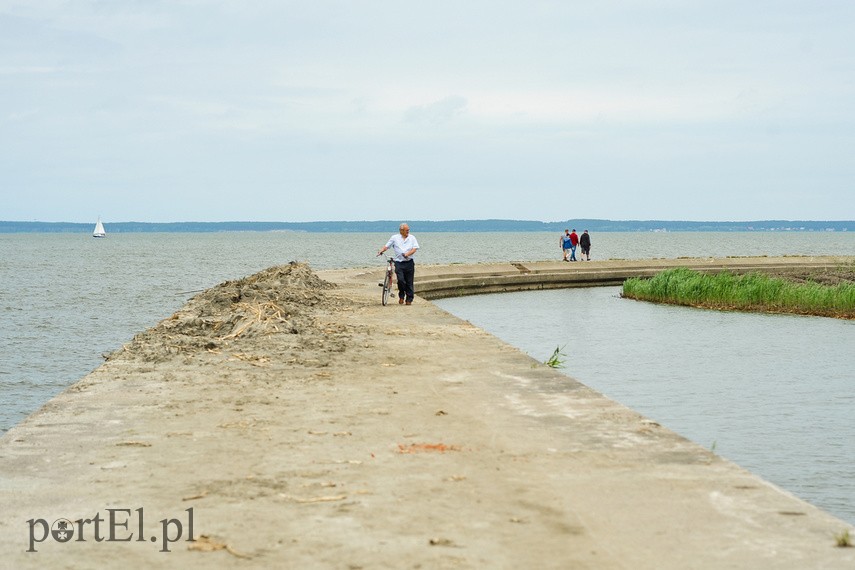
xmin=111 ymin=262 xmax=338 ymax=361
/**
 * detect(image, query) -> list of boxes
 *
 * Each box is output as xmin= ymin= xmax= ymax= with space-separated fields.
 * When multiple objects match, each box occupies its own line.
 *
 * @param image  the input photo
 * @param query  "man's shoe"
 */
xmin=405 ymin=300 xmax=412 ymax=305
xmin=398 ymin=298 xmax=404 ymax=304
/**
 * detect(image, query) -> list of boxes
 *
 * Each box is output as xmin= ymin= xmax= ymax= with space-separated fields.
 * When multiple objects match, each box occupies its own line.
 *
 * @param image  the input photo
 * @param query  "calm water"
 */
xmin=1 ymin=231 xmax=853 ymax=522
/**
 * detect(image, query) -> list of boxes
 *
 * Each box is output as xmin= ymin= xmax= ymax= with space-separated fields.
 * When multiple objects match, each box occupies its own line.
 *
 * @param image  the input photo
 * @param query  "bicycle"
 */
xmin=378 ymin=256 xmax=396 ymax=306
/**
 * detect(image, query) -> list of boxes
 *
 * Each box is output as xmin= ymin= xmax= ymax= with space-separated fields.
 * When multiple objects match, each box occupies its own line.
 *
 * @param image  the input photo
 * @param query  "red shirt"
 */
xmin=569 ymin=231 xmax=579 ymax=246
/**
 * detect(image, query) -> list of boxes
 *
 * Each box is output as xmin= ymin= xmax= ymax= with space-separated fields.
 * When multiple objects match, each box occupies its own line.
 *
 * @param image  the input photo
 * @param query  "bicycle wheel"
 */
xmin=381 ymin=269 xmax=391 ymax=305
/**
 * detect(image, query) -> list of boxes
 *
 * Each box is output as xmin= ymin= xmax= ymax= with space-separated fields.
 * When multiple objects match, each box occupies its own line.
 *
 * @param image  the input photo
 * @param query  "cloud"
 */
xmin=2 ymin=2 xmax=854 ymax=221
xmin=404 ymin=95 xmax=468 ymax=125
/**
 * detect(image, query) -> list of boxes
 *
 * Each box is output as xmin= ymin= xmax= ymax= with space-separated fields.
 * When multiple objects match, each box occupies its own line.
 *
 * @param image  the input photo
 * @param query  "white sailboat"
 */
xmin=92 ymin=217 xmax=106 ymax=238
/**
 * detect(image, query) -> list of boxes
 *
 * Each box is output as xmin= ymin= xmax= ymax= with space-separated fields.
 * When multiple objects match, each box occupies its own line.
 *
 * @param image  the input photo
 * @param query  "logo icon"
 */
xmin=51 ymin=519 xmax=75 ymax=543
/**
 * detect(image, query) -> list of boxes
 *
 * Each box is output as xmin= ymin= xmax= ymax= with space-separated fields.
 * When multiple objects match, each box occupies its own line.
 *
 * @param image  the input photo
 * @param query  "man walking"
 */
xmin=579 ymin=229 xmax=591 ymax=261
xmin=569 ymin=229 xmax=579 ymax=261
xmin=378 ymin=223 xmax=420 ymax=305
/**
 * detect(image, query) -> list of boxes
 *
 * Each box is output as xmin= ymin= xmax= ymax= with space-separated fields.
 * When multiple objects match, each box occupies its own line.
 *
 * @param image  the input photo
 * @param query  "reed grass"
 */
xmin=545 ymin=345 xmax=567 ymax=368
xmin=622 ymin=267 xmax=855 ymax=319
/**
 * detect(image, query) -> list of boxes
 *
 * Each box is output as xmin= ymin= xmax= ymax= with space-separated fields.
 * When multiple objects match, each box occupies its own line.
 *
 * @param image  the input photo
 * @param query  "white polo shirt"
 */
xmin=385 ymin=233 xmax=419 ymax=262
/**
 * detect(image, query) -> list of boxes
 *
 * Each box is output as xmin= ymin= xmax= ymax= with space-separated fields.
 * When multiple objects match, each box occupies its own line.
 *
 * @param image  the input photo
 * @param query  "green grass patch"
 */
xmin=622 ymin=267 xmax=855 ymax=319
xmin=544 ymin=345 xmax=567 ymax=368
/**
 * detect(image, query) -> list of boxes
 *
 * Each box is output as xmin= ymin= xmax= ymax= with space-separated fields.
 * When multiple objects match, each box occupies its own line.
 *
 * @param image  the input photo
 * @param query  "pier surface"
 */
xmin=1 ymin=256 xmax=853 ymax=569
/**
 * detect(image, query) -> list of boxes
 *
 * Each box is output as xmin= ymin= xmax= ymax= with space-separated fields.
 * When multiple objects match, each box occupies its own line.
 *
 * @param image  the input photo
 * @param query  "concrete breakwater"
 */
xmin=412 ymin=255 xmax=855 ymax=299
xmin=0 ymin=258 xmax=853 ymax=568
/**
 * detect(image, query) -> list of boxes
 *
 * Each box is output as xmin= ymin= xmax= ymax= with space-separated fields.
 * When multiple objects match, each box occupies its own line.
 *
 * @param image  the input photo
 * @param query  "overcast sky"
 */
xmin=2 ymin=1 xmax=853 ymax=223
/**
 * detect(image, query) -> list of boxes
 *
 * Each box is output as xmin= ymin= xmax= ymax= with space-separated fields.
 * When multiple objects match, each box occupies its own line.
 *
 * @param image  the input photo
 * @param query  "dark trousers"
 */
xmin=394 ymin=259 xmax=415 ymax=301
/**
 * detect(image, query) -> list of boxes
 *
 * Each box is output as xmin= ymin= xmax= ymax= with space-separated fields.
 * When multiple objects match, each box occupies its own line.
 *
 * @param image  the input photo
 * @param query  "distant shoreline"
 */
xmin=2 ymin=219 xmax=853 ymax=234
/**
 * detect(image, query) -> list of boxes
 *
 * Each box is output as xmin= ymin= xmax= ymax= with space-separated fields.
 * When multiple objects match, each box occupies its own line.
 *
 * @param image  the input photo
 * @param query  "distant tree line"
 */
xmin=1 ymin=219 xmax=852 ymax=233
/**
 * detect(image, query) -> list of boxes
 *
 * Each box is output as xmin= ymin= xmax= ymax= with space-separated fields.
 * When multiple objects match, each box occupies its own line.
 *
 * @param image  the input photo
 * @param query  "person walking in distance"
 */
xmin=377 ymin=223 xmax=420 ymax=304
xmin=569 ymin=229 xmax=579 ymax=261
xmin=560 ymin=229 xmax=573 ymax=261
xmin=579 ymin=229 xmax=591 ymax=261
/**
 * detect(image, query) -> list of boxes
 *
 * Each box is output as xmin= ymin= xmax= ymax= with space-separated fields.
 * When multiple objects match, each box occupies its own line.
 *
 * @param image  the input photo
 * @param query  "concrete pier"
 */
xmin=411 ymin=255 xmax=854 ymax=299
xmin=0 ymin=257 xmax=852 ymax=568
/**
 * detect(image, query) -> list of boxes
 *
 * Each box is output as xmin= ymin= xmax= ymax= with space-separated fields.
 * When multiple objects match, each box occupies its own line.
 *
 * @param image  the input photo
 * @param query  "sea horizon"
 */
xmin=2 ymin=218 xmax=854 ymax=234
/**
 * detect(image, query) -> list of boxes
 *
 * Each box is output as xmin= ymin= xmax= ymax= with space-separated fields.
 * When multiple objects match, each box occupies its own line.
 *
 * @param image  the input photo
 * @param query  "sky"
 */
xmin=1 ymin=1 xmax=854 ymax=223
